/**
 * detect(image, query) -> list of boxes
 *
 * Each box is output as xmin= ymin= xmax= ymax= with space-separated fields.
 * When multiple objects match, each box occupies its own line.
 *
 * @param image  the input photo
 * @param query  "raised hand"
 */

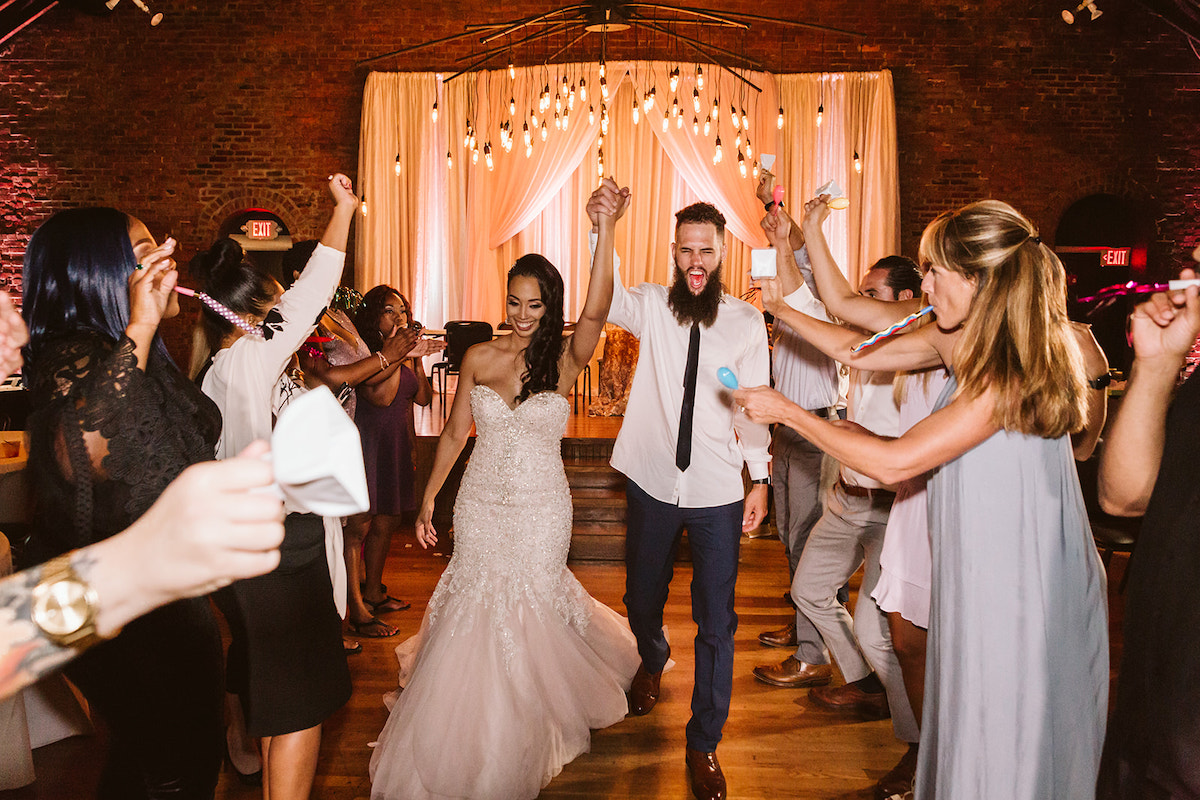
xmin=328 ymin=172 xmax=357 ymax=208
xmin=760 ymin=206 xmax=791 ymax=250
xmin=127 ymin=236 xmax=179 ymax=332
xmin=800 ymin=195 xmax=832 ymax=235
xmin=587 ymin=178 xmax=630 ymax=229
xmin=381 ymin=325 xmax=420 ymax=364
xmin=756 ymin=170 xmax=776 ymax=206
xmin=0 ymin=292 xmax=28 ymax=381
xmin=756 ymin=275 xmax=786 ymax=315
xmin=1129 ymin=266 xmax=1200 ymax=364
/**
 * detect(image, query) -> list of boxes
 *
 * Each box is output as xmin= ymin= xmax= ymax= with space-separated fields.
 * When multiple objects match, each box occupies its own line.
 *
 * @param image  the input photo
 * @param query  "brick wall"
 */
xmin=1 ymin=1 xmax=1197 ymax=359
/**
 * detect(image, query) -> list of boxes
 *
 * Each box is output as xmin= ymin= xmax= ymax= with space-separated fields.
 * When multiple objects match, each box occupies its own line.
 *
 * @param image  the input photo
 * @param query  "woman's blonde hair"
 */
xmin=919 ymin=200 xmax=1085 ymax=438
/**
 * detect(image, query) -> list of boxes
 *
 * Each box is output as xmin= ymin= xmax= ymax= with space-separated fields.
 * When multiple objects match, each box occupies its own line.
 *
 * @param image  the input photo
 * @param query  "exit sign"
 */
xmin=1101 ymin=248 xmax=1130 ymax=267
xmin=243 ymin=219 xmax=277 ymax=240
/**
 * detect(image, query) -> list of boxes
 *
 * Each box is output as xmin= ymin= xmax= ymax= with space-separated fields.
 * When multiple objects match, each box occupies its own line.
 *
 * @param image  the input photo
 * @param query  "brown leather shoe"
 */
xmin=753 ymin=655 xmax=832 ymax=688
xmin=874 ymin=743 xmax=918 ymax=800
xmin=757 ymin=620 xmax=798 ymax=648
xmin=627 ymin=662 xmax=664 ymax=716
xmin=685 ymin=748 xmax=726 ymax=800
xmin=809 ymin=681 xmax=891 ymax=719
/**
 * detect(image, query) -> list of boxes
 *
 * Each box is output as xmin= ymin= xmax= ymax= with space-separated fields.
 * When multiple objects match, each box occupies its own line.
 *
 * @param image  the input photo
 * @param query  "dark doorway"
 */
xmin=1054 ymin=194 xmax=1153 ymax=374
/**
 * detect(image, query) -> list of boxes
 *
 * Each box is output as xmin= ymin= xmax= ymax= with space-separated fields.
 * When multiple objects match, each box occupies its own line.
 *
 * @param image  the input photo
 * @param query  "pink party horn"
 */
xmin=851 ymin=305 xmax=934 ymax=352
xmin=175 ymin=286 xmax=263 ymax=338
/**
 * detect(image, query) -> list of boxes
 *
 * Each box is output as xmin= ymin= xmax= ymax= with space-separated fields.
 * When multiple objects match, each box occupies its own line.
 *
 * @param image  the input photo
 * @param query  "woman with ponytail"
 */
xmin=737 ymin=200 xmax=1108 ymax=800
xmin=191 ymin=174 xmax=357 ymax=800
xmin=369 ymin=179 xmax=640 ymax=800
xmin=22 ymin=208 xmax=225 ymax=798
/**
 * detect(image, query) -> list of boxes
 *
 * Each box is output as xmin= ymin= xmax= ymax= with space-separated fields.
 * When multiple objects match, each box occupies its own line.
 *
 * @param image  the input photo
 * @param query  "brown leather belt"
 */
xmin=837 ymin=478 xmax=895 ymax=501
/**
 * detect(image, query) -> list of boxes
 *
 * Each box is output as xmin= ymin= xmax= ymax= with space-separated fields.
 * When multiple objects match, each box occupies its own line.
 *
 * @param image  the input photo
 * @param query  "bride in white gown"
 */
xmin=370 ymin=180 xmax=639 ymax=800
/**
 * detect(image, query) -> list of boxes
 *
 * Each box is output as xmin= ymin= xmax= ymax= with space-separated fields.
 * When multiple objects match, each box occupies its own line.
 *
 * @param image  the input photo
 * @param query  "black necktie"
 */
xmin=676 ymin=322 xmax=701 ymax=471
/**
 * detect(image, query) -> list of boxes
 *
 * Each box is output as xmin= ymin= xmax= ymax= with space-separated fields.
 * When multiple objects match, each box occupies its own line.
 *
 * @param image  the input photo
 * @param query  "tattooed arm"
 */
xmin=0 ymin=443 xmax=284 ymax=701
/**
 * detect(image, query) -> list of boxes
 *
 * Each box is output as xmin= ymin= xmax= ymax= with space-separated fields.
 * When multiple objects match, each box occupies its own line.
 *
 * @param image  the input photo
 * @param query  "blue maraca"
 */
xmin=717 ymin=367 xmax=738 ymax=389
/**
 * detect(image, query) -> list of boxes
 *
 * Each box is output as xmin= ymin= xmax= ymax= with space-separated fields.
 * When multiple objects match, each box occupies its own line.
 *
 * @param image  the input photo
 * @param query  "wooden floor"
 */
xmin=5 ymin=391 xmax=1131 ymax=800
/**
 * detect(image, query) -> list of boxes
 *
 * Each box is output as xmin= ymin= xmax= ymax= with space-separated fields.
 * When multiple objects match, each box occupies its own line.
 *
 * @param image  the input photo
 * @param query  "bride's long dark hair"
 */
xmin=509 ymin=254 xmax=565 ymax=403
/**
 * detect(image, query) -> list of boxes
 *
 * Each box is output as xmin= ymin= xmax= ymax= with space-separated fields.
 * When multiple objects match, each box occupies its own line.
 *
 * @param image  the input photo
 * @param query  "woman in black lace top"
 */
xmin=22 ymin=208 xmax=225 ymax=799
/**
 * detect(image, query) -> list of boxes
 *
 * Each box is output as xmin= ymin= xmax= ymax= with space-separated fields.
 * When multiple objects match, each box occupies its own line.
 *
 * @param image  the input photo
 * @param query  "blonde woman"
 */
xmin=737 ymin=200 xmax=1108 ymax=799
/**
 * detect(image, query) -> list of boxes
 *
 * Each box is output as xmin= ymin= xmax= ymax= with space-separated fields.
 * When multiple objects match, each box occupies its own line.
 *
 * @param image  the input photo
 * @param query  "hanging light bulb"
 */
xmin=468 ymin=131 xmax=476 ymax=150
xmin=555 ymin=96 xmax=562 ymax=114
xmin=693 ymin=87 xmax=701 ymax=114
xmin=530 ymin=111 xmax=539 ymax=128
xmin=599 ymin=62 xmax=606 ymax=79
xmin=676 ymin=112 xmax=683 ymax=129
xmin=562 ymin=110 xmax=570 ymax=131
xmin=472 ymin=148 xmax=479 ymax=165
xmin=431 ymin=101 xmax=439 ymax=122
xmin=703 ymin=114 xmax=711 ymax=136
xmin=714 ymin=135 xmax=723 ymax=163
xmin=463 ymin=120 xmax=472 ymax=148
xmin=568 ymin=87 xmax=576 ymax=110
xmin=509 ymin=97 xmax=516 ymax=115
xmin=738 ymin=150 xmax=747 ymax=178
xmin=696 ymin=65 xmax=704 ymax=89
xmin=735 ymin=132 xmax=742 ymax=150
xmin=597 ymin=148 xmax=605 ymax=177
xmin=647 ymin=85 xmax=656 ymax=109
xmin=523 ymin=121 xmax=531 ymax=147
xmin=526 ymin=144 xmax=533 ymax=158
xmin=484 ymin=142 xmax=493 ymax=171
xmin=588 ymin=104 xmax=595 ymax=125
xmin=508 ymin=61 xmax=516 ymax=79
xmin=632 ymin=97 xmax=640 ymax=124
xmin=642 ymin=91 xmax=651 ymax=114
xmin=777 ymin=107 xmax=784 ymax=129
xmin=752 ymin=162 xmax=760 ymax=180
xmin=600 ymin=75 xmax=609 ymax=100
xmin=447 ymin=150 xmax=453 ymax=170
xmin=394 ymin=154 xmax=401 ymax=176
xmin=662 ymin=110 xmax=669 ymax=132
xmin=579 ymin=77 xmax=587 ymax=101
xmin=854 ymin=149 xmax=862 ymax=173
xmin=692 ymin=116 xmax=700 ymax=135
xmin=816 ymin=102 xmax=824 ymax=127
xmin=671 ymin=97 xmax=680 ymax=118
xmin=731 ymin=104 xmax=739 ymax=130
xmin=745 ymin=137 xmax=752 ymax=157
xmin=741 ymin=109 xmax=749 ymax=130
xmin=669 ymin=66 xmax=680 ymax=92
xmin=540 ymin=124 xmax=548 ymax=141
xmin=712 ymin=99 xmax=719 ymax=121
xmin=554 ymin=112 xmax=561 ymax=130
xmin=360 ymin=196 xmax=368 ymax=215
xmin=601 ymin=110 xmax=609 ymax=135
xmin=562 ymin=75 xmax=569 ymax=94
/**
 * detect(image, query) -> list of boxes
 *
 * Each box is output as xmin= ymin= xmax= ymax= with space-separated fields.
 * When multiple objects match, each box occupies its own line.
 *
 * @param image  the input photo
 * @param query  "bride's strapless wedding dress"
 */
xmin=369 ymin=386 xmax=641 ymax=800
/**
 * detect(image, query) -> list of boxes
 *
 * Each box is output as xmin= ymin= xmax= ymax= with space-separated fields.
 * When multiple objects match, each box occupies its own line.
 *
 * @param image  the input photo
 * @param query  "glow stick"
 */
xmin=850 ymin=305 xmax=934 ymax=352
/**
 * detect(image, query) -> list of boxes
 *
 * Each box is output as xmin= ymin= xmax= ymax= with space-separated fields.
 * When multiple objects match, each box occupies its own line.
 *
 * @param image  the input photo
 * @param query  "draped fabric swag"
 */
xmin=357 ymin=66 xmax=899 ymax=328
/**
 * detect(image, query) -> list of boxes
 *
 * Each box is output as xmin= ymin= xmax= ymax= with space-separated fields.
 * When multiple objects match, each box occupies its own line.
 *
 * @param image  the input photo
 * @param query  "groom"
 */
xmin=587 ymin=185 xmax=771 ymax=800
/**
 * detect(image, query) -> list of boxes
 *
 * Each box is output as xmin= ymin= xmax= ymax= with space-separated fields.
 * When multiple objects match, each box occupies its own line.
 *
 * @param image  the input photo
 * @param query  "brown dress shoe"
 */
xmin=809 ymin=681 xmax=891 ymax=719
xmin=627 ymin=662 xmax=664 ymax=716
xmin=752 ymin=655 xmax=832 ymax=688
xmin=685 ymin=748 xmax=727 ymax=800
xmin=757 ymin=620 xmax=798 ymax=648
xmin=874 ymin=743 xmax=918 ymax=800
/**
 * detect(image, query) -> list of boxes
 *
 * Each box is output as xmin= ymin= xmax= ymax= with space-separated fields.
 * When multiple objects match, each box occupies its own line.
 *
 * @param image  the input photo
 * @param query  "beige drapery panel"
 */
xmin=357 ymin=67 xmax=898 ymax=327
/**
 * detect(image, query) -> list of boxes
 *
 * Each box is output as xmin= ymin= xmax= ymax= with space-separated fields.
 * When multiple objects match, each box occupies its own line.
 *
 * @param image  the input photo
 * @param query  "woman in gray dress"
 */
xmin=737 ymin=200 xmax=1108 ymax=800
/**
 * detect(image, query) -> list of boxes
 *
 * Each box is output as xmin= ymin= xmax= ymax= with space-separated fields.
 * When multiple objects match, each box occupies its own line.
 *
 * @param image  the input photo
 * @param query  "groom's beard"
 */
xmin=668 ymin=264 xmax=723 ymax=328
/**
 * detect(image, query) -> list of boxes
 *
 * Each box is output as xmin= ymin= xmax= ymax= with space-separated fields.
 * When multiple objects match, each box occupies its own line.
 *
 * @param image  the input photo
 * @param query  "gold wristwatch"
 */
xmin=31 ymin=554 xmax=105 ymax=649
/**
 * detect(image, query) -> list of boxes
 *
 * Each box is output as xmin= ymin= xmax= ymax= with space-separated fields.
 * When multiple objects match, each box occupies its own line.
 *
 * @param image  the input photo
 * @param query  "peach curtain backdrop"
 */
xmin=357 ymin=66 xmax=899 ymax=328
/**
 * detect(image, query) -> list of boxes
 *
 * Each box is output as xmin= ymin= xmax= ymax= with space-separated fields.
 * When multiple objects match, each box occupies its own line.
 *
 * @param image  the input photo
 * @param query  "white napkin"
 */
xmin=814 ymin=178 xmax=849 ymax=209
xmin=271 ymin=386 xmax=370 ymax=516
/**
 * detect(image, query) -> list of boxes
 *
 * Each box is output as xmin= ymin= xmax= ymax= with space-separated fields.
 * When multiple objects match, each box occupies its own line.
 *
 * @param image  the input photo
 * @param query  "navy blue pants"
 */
xmin=623 ymin=480 xmax=743 ymax=752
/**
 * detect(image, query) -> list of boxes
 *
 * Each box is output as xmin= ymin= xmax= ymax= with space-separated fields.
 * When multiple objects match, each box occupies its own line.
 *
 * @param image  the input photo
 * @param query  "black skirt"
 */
xmin=221 ymin=513 xmax=351 ymax=737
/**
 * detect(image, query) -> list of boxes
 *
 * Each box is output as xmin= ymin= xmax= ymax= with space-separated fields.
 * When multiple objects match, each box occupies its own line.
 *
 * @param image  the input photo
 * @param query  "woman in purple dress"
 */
xmin=346 ymin=287 xmax=432 ymax=631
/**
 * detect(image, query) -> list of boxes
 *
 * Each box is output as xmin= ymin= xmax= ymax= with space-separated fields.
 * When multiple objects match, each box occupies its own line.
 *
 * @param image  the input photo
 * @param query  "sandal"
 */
xmin=366 ymin=594 xmax=411 ymax=613
xmin=343 ymin=639 xmax=363 ymax=655
xmin=348 ymin=617 xmax=400 ymax=638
